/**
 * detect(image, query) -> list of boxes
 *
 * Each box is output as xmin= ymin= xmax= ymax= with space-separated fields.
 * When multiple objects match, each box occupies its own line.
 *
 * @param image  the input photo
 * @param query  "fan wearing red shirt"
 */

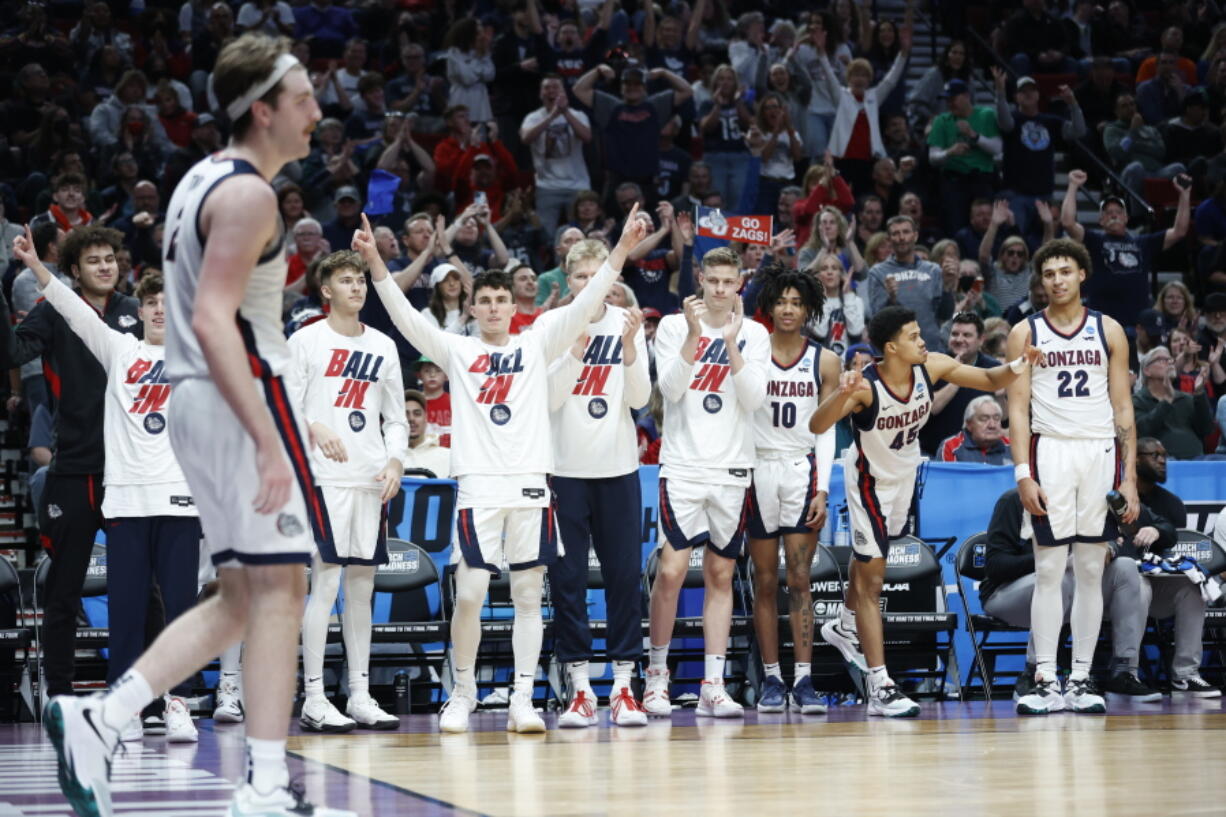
xmin=415 ymin=357 xmax=452 ymax=447
xmin=508 ymin=263 xmax=559 ymax=334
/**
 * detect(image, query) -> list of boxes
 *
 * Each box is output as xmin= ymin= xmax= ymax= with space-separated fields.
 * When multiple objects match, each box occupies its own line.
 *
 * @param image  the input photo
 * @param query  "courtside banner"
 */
xmin=696 ymin=206 xmax=773 ymax=246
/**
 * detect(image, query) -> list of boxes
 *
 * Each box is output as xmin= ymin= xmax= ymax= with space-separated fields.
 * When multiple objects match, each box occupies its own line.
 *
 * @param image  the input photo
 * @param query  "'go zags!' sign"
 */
xmin=696 ymin=208 xmax=774 ymax=246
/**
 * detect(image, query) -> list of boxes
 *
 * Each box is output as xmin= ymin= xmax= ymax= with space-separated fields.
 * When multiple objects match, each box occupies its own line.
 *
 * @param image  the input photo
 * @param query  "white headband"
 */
xmin=225 ymin=53 xmax=300 ymax=122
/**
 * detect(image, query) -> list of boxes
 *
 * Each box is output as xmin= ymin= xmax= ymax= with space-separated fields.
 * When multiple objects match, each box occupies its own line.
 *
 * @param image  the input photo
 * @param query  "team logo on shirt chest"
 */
xmin=470 ymin=349 xmax=524 ymax=422
xmin=573 ymin=335 xmax=623 ymax=418
xmin=324 ymin=349 xmax=385 ymax=409
xmin=125 ymin=359 xmax=170 ymax=431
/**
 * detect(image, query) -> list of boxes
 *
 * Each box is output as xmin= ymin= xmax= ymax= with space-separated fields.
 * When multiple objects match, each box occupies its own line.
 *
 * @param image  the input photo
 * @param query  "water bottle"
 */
xmin=834 ymin=506 xmax=850 ymax=549
xmin=393 ymin=671 xmax=410 ymax=715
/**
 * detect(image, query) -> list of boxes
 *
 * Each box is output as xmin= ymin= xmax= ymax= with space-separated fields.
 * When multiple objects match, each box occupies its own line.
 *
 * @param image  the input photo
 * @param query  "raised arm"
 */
xmin=725 ymin=301 xmax=769 ymax=411
xmin=573 ymin=64 xmax=610 ymax=109
xmin=1061 ymin=169 xmax=1087 ymax=242
xmin=1165 ymin=176 xmax=1192 ymax=250
xmin=924 ymin=345 xmax=1041 ymax=392
xmin=810 ymin=360 xmax=871 ymax=433
xmin=623 ymin=310 xmax=651 ymax=410
xmin=979 ymin=200 xmax=1009 ymax=267
xmin=353 ymin=214 xmax=455 ymax=365
xmin=1106 ymin=316 xmax=1139 ymax=522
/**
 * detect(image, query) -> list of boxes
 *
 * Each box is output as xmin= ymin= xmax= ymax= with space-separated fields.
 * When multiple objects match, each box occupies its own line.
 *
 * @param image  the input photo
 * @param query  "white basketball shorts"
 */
xmin=747 ymin=452 xmax=819 ymax=539
xmin=1022 ymin=434 xmax=1119 ymax=547
xmin=658 ymin=476 xmax=751 ymax=559
xmin=843 ymin=446 xmax=915 ymax=562
xmin=317 ymin=485 xmax=387 ymax=566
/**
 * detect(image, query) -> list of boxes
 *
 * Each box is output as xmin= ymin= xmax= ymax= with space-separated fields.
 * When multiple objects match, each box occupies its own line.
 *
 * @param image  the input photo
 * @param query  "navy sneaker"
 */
xmin=756 ymin=676 xmax=787 ymax=713
xmin=789 ymin=675 xmax=827 ymax=715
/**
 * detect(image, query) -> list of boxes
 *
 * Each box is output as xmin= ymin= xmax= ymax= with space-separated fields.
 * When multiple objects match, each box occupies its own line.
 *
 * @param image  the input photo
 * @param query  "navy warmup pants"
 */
xmin=548 ymin=473 xmax=643 ymax=663
xmin=105 ymin=516 xmax=201 ymax=695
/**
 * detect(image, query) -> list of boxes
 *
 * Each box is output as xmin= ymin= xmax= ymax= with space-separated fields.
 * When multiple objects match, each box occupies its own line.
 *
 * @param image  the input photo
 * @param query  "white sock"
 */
xmin=220 ymin=641 xmax=242 ymax=674
xmin=649 ymin=643 xmax=669 ymax=671
xmin=341 ymin=566 xmax=375 ymax=700
xmin=794 ymin=662 xmax=811 ymax=681
xmin=301 ymin=556 xmax=341 ymax=701
xmin=840 ymin=606 xmax=856 ymax=631
xmin=612 ymin=660 xmax=634 ymax=690
xmin=704 ymin=654 xmax=726 ymax=684
xmin=567 ymin=661 xmax=592 ymax=695
xmin=1031 ymin=544 xmax=1068 ymax=681
xmin=763 ymin=662 xmax=782 ymax=681
xmin=103 ymin=669 xmax=155 ymax=732
xmin=246 ymin=737 xmax=288 ymax=796
xmin=868 ymin=665 xmax=889 ymax=690
xmin=509 ymin=568 xmax=545 ymax=698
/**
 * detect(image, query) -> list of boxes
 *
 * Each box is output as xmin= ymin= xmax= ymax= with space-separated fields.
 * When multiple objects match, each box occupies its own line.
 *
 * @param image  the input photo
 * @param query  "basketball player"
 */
xmin=354 ymin=208 xmax=649 ymax=734
xmin=12 ymin=232 xmax=201 ymax=743
xmin=748 ymin=267 xmax=840 ymax=714
xmin=811 ymin=306 xmax=1040 ymax=717
xmin=44 ymin=34 xmax=356 ymax=817
xmin=289 ymin=250 xmax=407 ymax=733
xmin=645 ymin=246 xmax=771 ymax=719
xmin=541 ymin=238 xmax=651 ymax=728
xmin=1006 ymin=238 xmax=1138 ymax=715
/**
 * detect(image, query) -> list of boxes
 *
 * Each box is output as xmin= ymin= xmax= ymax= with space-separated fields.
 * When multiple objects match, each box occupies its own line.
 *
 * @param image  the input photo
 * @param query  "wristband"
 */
xmin=1015 ymin=463 xmax=1032 ymax=482
xmin=1009 ymin=356 xmax=1027 ymax=374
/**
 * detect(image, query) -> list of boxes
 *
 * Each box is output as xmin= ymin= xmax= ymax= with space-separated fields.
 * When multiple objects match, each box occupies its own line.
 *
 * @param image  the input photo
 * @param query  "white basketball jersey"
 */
xmin=1027 ymin=308 xmax=1114 ymax=440
xmin=754 ymin=340 xmax=823 ymax=455
xmin=162 ymin=155 xmax=289 ymax=383
xmin=850 ymin=362 xmax=932 ymax=479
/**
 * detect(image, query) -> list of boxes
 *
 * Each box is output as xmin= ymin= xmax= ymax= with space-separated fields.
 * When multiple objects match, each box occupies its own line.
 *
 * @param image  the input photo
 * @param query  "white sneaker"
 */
xmin=438 ymin=692 xmax=478 ymax=733
xmin=506 ymin=691 xmax=546 ymax=733
xmin=1016 ymin=674 xmax=1066 ymax=716
xmin=120 ymin=715 xmax=143 ymax=743
xmin=228 ymin=783 xmax=357 ymax=816
xmin=164 ymin=697 xmax=199 ymax=743
xmin=642 ymin=668 xmax=672 ymax=716
xmin=214 ymin=676 xmax=244 ymax=724
xmin=346 ymin=694 xmax=399 ymax=730
xmin=557 ymin=689 xmax=598 ymax=728
xmin=820 ymin=619 xmax=869 ymax=673
xmin=866 ymin=681 xmax=920 ymax=718
xmin=609 ymin=685 xmax=648 ymax=727
xmin=43 ymin=694 xmax=118 ymax=817
xmin=696 ymin=682 xmax=744 ymax=718
xmin=1063 ymin=677 xmax=1106 ymax=714
xmin=299 ymin=695 xmax=357 ymax=733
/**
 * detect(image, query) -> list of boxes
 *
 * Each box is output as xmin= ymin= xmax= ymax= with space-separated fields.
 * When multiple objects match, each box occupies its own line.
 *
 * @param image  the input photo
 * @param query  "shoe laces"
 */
xmin=567 ymin=691 xmax=594 ymax=714
xmin=874 ymin=684 xmax=905 ymax=704
xmin=701 ymin=681 xmax=731 ymax=703
xmin=613 ymin=687 xmax=643 ymax=712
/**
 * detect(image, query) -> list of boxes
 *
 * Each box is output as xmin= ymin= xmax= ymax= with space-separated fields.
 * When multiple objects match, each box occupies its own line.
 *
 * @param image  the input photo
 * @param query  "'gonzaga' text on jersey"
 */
xmin=850 ymin=363 xmax=933 ymax=478
xmin=1027 ymin=308 xmax=1114 ymax=439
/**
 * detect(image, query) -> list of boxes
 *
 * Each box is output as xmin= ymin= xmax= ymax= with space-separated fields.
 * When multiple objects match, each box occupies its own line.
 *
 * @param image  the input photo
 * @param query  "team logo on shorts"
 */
xmin=118 ymin=315 xmax=137 ymax=328
xmin=276 ymin=513 xmax=305 ymax=538
xmin=348 ymin=410 xmax=366 ymax=432
xmin=588 ymin=397 xmax=608 ymax=418
xmin=854 ymin=530 xmax=867 ymax=547
xmin=703 ymin=394 xmax=723 ymax=413
xmin=490 ymin=404 xmax=512 ymax=425
xmin=144 ymin=412 xmax=166 ymax=434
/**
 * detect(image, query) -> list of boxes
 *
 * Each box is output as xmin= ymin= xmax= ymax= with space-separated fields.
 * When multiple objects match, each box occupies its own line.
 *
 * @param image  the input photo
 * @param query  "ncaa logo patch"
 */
xmin=276 ymin=513 xmax=305 ymax=538
xmin=348 ymin=410 xmax=366 ymax=432
xmin=703 ymin=394 xmax=723 ymax=414
xmin=915 ymin=380 xmax=925 ymax=395
xmin=588 ymin=397 xmax=608 ymax=418
xmin=144 ymin=412 xmax=166 ymax=434
xmin=490 ymin=404 xmax=512 ymax=425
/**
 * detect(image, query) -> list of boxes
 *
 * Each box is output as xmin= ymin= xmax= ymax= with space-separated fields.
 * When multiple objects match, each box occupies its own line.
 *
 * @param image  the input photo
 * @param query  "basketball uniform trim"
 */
xmin=238 ymin=314 xmax=334 ymax=552
xmin=711 ymin=490 xmax=752 ymax=559
xmin=191 ymin=157 xmax=286 ymax=264
xmin=791 ymin=452 xmax=818 ymax=532
xmin=850 ymin=374 xmax=880 ymax=431
xmin=209 ymin=548 xmax=311 ymax=566
xmin=747 ymin=453 xmax=819 ymax=538
xmin=313 ymin=486 xmax=389 ymax=566
xmin=853 ymin=448 xmax=891 ymax=561
xmin=456 ymin=507 xmax=499 ymax=574
xmin=659 ymin=478 xmax=708 ymax=550
xmin=507 ymin=507 xmax=560 ymax=571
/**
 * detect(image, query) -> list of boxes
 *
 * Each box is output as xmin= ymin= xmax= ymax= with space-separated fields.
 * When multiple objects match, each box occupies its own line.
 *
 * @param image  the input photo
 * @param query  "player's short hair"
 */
xmin=134 ymin=271 xmax=163 ymax=304
xmin=950 ymin=310 xmax=985 ymax=336
xmin=316 ymin=250 xmax=367 ymax=287
xmin=1033 ymin=238 xmax=1092 ymax=280
xmin=868 ymin=305 xmax=917 ymax=352
xmin=886 ymin=214 xmax=917 ymax=233
xmin=213 ymin=33 xmax=295 ymax=140
xmin=51 ymin=172 xmax=86 ymax=192
xmin=963 ymin=394 xmax=1000 ymax=425
xmin=30 ymin=221 xmax=60 ymax=259
xmin=564 ymin=239 xmax=609 ymax=275
xmin=758 ymin=265 xmax=822 ymax=319
xmin=404 ymin=389 xmax=427 ymax=412
xmin=61 ymin=225 xmax=124 ymax=273
xmin=700 ymin=246 xmax=741 ymax=270
xmin=472 ymin=269 xmax=513 ymax=297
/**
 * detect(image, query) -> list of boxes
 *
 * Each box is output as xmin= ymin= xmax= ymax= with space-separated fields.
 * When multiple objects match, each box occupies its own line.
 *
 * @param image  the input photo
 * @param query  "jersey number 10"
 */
xmin=770 ymin=401 xmax=797 ymax=428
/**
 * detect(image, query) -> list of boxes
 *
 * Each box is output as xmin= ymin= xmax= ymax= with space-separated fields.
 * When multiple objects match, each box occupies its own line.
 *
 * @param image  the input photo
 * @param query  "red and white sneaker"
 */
xmin=558 ymin=689 xmax=599 ymax=728
xmin=643 ymin=668 xmax=672 ymax=716
xmin=609 ymin=686 xmax=648 ymax=727
xmin=696 ymin=682 xmax=744 ymax=718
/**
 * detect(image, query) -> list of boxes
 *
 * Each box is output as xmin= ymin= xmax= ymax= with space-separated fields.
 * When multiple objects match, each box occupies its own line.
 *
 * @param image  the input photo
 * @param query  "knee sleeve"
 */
xmin=341 ymin=566 xmax=376 ymax=684
xmin=1030 ymin=545 xmax=1069 ymax=672
xmin=509 ymin=567 xmax=546 ymax=686
xmin=301 ymin=559 xmax=343 ymax=682
xmin=450 ymin=562 xmax=491 ymax=689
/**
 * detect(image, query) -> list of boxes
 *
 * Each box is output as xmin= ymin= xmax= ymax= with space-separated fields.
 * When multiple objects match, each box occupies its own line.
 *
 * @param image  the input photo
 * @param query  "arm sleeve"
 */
xmin=730 ymin=325 xmax=769 ymax=411
xmin=547 ymin=348 xmax=583 ymax=412
xmin=624 ymin=324 xmax=651 ymax=410
xmin=875 ymin=51 xmax=908 ymax=101
xmin=538 ymin=260 xmax=621 ymax=361
xmin=285 ymin=331 xmax=312 ymax=421
xmin=655 ymin=316 xmax=693 ymax=403
xmin=379 ymin=344 xmax=409 ymax=464
xmin=38 ymin=276 xmax=122 ymax=373
xmin=815 ymin=426 xmax=836 ymax=492
xmin=372 ymin=275 xmax=457 ymax=366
